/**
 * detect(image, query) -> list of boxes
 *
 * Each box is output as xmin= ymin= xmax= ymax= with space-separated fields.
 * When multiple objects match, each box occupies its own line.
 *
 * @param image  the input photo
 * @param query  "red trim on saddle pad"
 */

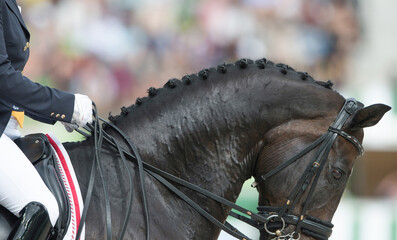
xmin=46 ymin=134 xmax=84 ymax=240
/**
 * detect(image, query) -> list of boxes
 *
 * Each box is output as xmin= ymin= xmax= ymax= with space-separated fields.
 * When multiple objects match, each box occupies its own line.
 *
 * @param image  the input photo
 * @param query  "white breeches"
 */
xmin=0 ymin=117 xmax=59 ymax=226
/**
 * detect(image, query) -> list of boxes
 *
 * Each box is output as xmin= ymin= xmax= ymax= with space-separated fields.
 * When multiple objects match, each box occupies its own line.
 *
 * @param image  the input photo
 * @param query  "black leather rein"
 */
xmin=74 ymin=98 xmax=363 ymax=240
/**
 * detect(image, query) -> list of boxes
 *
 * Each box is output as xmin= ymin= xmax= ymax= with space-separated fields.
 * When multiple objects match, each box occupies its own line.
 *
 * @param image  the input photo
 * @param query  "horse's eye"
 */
xmin=332 ymin=169 xmax=343 ymax=180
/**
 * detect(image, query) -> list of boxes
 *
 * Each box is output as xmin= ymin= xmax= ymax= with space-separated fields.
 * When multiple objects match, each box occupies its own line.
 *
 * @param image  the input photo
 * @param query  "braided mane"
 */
xmin=108 ymin=58 xmax=334 ymax=122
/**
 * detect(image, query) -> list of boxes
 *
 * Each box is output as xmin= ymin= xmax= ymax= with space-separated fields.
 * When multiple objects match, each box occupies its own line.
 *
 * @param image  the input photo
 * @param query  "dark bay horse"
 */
xmin=1 ymin=59 xmax=391 ymax=239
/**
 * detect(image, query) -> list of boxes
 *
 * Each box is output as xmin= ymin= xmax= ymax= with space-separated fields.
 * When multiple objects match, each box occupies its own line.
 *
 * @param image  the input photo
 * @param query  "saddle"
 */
xmin=14 ymin=134 xmax=71 ymax=240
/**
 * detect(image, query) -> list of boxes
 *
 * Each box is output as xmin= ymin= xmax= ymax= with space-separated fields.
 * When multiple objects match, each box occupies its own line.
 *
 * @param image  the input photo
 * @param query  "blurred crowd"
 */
xmin=20 ymin=0 xmax=360 ymax=114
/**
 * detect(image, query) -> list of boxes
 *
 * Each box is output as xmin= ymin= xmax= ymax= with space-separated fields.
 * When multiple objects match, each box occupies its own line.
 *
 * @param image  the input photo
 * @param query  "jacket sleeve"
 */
xmin=0 ymin=7 xmax=75 ymax=124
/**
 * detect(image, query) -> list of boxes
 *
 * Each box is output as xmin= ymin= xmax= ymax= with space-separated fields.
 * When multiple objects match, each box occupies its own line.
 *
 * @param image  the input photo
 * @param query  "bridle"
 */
xmin=73 ymin=98 xmax=363 ymax=240
xmin=251 ymin=98 xmax=363 ymax=239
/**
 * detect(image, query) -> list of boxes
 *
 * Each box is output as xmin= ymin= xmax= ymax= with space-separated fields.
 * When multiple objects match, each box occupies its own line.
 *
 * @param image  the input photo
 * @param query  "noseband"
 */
xmin=251 ymin=98 xmax=363 ymax=239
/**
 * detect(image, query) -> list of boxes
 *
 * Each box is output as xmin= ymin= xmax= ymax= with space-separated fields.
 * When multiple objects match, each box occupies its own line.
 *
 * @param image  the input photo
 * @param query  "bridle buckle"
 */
xmin=264 ymin=215 xmax=286 ymax=236
xmin=271 ymin=232 xmax=301 ymax=240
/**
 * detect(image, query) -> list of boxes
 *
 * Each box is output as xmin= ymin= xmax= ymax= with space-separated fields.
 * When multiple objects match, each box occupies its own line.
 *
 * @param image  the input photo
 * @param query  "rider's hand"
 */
xmin=62 ymin=94 xmax=93 ymax=132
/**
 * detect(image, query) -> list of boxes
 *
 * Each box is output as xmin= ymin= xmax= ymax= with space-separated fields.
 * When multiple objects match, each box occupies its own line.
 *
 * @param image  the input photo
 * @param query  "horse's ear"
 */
xmin=351 ymin=104 xmax=391 ymax=130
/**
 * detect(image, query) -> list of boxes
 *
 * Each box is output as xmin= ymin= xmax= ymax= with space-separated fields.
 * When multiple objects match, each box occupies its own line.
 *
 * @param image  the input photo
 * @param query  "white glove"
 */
xmin=62 ymin=94 xmax=93 ymax=132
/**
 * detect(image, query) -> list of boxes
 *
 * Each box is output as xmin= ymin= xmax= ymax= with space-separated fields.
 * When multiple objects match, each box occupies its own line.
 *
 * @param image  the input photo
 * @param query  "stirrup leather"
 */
xmin=7 ymin=202 xmax=52 ymax=240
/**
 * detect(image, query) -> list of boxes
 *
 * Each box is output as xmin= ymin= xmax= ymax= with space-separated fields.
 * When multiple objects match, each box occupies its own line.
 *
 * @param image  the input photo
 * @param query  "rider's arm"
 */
xmin=0 ymin=4 xmax=75 ymax=125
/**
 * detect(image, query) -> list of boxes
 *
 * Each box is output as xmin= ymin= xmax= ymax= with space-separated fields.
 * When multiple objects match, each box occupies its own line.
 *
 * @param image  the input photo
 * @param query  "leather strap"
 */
xmin=328 ymin=127 xmax=364 ymax=156
xmin=251 ymin=133 xmax=328 ymax=188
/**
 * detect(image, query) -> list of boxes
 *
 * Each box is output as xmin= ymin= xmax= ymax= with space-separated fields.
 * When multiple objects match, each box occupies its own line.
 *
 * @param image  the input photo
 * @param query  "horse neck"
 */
xmin=111 ymin=67 xmax=344 ymax=206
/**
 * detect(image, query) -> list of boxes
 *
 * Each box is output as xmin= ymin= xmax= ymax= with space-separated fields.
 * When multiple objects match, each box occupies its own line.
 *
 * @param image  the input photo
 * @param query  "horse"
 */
xmin=0 ymin=59 xmax=391 ymax=240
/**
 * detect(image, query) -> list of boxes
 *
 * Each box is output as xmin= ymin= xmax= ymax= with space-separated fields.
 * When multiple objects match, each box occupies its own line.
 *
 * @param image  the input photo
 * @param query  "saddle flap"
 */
xmin=15 ymin=134 xmax=71 ymax=239
xmin=14 ymin=134 xmax=48 ymax=164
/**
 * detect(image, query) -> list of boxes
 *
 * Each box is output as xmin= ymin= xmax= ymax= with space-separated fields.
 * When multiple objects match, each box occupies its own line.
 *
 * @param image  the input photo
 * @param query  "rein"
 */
xmin=74 ymin=98 xmax=363 ymax=240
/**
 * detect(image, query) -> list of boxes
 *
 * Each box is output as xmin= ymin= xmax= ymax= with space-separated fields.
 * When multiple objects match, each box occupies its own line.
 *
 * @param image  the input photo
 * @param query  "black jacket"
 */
xmin=0 ymin=0 xmax=74 ymax=135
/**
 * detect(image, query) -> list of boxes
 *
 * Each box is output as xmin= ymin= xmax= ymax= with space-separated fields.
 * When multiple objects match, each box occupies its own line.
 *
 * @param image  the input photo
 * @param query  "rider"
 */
xmin=0 ymin=0 xmax=92 ymax=239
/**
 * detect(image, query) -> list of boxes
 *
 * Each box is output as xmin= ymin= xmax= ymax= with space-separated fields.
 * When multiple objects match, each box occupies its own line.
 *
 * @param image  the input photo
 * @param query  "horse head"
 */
xmin=254 ymin=99 xmax=390 ymax=239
